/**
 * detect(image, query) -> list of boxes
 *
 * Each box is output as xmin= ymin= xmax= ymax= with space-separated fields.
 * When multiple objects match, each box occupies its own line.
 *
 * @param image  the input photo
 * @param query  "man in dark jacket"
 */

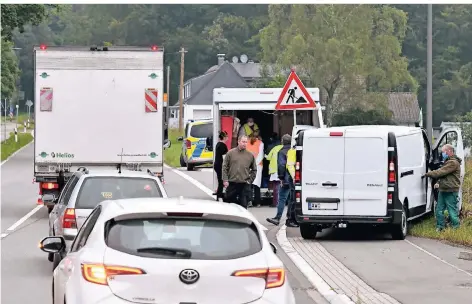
xmin=222 ymin=135 xmax=257 ymax=209
xmin=423 ymin=144 xmax=462 ymax=231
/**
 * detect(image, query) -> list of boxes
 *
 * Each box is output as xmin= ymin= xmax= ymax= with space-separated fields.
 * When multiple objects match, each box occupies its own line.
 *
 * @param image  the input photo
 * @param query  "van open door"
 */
xmin=431 ymin=127 xmax=465 ymax=211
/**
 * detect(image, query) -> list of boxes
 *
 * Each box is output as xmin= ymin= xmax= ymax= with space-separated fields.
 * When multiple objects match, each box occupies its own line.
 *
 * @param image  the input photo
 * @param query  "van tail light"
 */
xmin=295 ymin=192 xmax=301 ymax=203
xmin=387 ymin=193 xmax=393 ymax=205
xmin=185 ymin=139 xmax=191 ymax=149
xmin=232 ymin=268 xmax=285 ymax=289
xmin=388 ymin=160 xmax=396 ymax=183
xmin=63 ymin=208 xmax=77 ymax=229
xmin=82 ymin=263 xmax=145 ymax=285
xmin=295 ymin=161 xmax=301 ymax=183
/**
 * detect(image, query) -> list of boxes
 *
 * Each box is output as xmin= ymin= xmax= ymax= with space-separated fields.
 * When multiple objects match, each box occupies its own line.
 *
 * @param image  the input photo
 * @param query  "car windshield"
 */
xmin=190 ymin=123 xmax=213 ymax=138
xmin=75 ymin=177 xmax=162 ymax=209
xmin=105 ymin=218 xmax=262 ymax=260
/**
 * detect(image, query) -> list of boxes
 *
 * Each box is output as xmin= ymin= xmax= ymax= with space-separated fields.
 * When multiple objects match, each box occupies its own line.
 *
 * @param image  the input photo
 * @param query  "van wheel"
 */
xmin=391 ymin=206 xmax=408 ymax=240
xmin=187 ymin=163 xmax=195 ymax=171
xmin=180 ymin=154 xmax=186 ymax=167
xmin=300 ymin=224 xmax=318 ymax=240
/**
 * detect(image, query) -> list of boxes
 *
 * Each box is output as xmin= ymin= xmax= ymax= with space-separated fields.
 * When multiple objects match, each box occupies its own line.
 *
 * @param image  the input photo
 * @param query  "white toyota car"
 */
xmin=40 ymin=197 xmax=296 ymax=304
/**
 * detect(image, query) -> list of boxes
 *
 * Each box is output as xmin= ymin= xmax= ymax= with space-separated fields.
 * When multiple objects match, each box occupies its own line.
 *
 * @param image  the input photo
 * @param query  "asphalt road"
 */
xmin=0 ymin=144 xmax=323 ymax=304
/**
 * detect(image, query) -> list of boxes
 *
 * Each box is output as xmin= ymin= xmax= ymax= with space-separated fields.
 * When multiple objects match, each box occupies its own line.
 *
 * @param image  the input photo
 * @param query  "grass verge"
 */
xmin=410 ymin=159 xmax=472 ymax=247
xmin=164 ymin=129 xmax=183 ymax=168
xmin=1 ymin=132 xmax=34 ymax=161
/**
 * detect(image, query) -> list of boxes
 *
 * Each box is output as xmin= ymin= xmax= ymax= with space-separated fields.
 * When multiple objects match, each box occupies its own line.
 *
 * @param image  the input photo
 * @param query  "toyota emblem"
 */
xmin=179 ymin=269 xmax=200 ymax=284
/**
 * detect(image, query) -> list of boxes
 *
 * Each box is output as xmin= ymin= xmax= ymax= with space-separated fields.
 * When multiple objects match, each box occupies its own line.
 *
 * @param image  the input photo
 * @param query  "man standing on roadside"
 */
xmin=423 ymin=144 xmax=462 ymax=231
xmin=266 ymin=134 xmax=298 ymax=227
xmin=223 ymin=135 xmax=257 ymax=209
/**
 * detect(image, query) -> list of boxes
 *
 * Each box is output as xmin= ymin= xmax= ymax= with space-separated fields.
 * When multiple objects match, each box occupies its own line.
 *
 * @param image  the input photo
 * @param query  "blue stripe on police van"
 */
xmin=191 ymin=140 xmax=206 ymax=159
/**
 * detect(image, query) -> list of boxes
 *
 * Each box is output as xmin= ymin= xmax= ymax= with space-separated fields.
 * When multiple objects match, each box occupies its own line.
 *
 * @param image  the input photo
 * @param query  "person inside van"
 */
xmin=213 ymin=131 xmax=229 ymax=201
xmin=266 ymin=136 xmax=283 ymax=207
xmin=423 ymin=144 xmax=462 ymax=231
xmin=238 ymin=117 xmax=259 ymax=138
xmin=246 ymin=130 xmax=264 ymax=207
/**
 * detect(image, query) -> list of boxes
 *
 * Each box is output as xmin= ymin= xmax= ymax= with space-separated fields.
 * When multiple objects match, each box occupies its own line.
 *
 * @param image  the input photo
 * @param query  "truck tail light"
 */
xmin=329 ymin=132 xmax=343 ymax=136
xmin=39 ymin=44 xmax=47 ymax=50
xmin=63 ymin=208 xmax=77 ymax=229
xmin=37 ymin=183 xmax=43 ymax=205
xmin=42 ymin=182 xmax=59 ymax=190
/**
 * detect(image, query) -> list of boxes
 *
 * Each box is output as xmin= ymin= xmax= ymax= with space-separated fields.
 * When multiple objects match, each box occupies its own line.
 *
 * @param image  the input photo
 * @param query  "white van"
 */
xmin=293 ymin=125 xmax=465 ymax=240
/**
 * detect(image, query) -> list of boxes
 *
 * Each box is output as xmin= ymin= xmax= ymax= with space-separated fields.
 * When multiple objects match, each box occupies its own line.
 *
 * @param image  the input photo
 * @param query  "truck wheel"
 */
xmin=180 ymin=154 xmax=186 ymax=167
xmin=391 ymin=205 xmax=408 ymax=240
xmin=300 ymin=224 xmax=318 ymax=240
xmin=187 ymin=163 xmax=195 ymax=171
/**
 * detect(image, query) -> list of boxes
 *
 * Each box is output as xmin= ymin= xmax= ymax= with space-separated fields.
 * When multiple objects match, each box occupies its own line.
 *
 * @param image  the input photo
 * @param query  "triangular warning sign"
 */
xmin=275 ymin=71 xmax=317 ymax=110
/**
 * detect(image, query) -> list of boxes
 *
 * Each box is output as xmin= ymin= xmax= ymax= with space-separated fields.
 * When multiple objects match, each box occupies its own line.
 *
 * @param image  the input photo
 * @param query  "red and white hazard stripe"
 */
xmin=145 ymin=89 xmax=158 ymax=112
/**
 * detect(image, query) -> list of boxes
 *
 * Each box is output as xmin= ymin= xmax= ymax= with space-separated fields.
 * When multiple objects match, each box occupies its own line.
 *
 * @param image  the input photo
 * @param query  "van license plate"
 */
xmin=308 ymin=203 xmax=338 ymax=210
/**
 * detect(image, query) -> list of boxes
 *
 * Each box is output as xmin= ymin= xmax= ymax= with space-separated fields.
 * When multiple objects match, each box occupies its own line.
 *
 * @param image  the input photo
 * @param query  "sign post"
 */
xmin=275 ymin=70 xmax=317 ymax=126
xmin=26 ymin=100 xmax=33 ymax=127
xmin=15 ymin=104 xmax=19 ymax=129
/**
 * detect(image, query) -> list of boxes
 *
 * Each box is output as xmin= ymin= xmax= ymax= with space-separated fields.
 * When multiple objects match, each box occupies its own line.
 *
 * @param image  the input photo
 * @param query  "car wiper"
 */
xmin=136 ymin=246 xmax=192 ymax=258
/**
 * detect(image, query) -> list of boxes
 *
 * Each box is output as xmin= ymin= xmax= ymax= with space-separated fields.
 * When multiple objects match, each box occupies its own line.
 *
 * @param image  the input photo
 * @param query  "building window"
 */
xmin=184 ymin=83 xmax=190 ymax=99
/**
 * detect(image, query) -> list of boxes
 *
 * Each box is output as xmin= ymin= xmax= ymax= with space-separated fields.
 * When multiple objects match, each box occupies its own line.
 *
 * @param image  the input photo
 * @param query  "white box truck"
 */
xmin=33 ymin=45 xmax=167 ymax=211
xmin=212 ymin=88 xmax=324 ymax=201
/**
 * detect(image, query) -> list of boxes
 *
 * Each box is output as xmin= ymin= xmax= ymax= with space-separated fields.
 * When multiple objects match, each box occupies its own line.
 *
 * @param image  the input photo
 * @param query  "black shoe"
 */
xmin=286 ymin=221 xmax=299 ymax=228
xmin=266 ymin=218 xmax=280 ymax=226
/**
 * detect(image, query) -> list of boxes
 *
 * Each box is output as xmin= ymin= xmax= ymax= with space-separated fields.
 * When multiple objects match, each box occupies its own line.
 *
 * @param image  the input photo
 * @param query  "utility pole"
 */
xmin=178 ymin=47 xmax=187 ymax=133
xmin=166 ymin=65 xmax=170 ymax=124
xmin=427 ymin=4 xmax=433 ymax=142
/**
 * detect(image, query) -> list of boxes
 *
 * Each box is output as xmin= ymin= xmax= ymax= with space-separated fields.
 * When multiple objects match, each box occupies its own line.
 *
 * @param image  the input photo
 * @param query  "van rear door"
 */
xmin=301 ymin=129 xmax=345 ymax=216
xmin=343 ymin=130 xmax=388 ymax=216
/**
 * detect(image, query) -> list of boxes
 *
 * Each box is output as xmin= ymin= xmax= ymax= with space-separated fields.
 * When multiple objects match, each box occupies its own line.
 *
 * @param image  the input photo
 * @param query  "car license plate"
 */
xmin=308 ymin=202 xmax=338 ymax=210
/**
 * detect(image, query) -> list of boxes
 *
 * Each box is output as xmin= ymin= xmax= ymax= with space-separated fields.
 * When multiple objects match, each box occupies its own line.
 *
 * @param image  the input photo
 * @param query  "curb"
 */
xmin=276 ymin=225 xmax=355 ymax=304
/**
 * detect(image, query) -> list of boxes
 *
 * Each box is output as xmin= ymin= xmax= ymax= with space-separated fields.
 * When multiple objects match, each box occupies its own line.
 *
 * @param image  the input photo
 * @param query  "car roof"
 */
xmin=79 ymin=169 xmax=161 ymax=179
xmin=98 ymin=197 xmax=252 ymax=222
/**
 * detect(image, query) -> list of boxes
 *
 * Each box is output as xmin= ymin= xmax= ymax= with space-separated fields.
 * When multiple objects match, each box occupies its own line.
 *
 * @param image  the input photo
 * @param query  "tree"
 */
xmin=260 ymin=4 xmax=417 ymax=124
xmin=456 ymin=111 xmax=472 ymax=148
xmin=331 ymin=106 xmax=394 ymax=126
xmin=1 ymin=39 xmax=20 ymax=100
xmin=1 ymin=4 xmax=60 ymax=41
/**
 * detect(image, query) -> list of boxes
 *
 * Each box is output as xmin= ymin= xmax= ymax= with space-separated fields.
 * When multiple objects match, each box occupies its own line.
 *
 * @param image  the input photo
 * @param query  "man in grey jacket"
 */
xmin=223 ymin=135 xmax=257 ymax=208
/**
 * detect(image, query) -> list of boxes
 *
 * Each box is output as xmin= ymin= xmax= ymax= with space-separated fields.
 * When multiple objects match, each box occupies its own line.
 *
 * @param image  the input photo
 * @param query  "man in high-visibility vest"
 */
xmin=265 ymin=140 xmax=283 ymax=207
xmin=238 ymin=117 xmax=259 ymax=138
xmin=266 ymin=134 xmax=298 ymax=227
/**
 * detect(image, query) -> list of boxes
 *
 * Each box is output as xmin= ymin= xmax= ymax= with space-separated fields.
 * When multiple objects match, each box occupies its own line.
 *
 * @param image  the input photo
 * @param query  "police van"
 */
xmin=178 ymin=119 xmax=213 ymax=171
xmin=293 ymin=125 xmax=465 ymax=240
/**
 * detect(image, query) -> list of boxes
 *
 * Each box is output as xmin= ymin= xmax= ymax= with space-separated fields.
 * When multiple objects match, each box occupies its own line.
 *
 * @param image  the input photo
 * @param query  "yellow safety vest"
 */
xmin=266 ymin=145 xmax=283 ymax=174
xmin=286 ymin=148 xmax=296 ymax=180
xmin=243 ymin=123 xmax=259 ymax=136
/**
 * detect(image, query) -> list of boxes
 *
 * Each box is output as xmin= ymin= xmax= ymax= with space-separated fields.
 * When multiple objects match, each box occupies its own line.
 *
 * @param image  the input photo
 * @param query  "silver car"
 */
xmin=45 ymin=168 xmax=167 ymax=269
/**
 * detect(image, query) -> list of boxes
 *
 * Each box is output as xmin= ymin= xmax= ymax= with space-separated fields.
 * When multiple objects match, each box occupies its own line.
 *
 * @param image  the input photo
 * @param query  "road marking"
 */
xmin=405 ymin=239 xmax=472 ymax=278
xmin=276 ymin=225 xmax=355 ymax=304
xmin=1 ymin=205 xmax=43 ymax=239
xmin=165 ymin=164 xmax=268 ymax=231
xmin=0 ymin=141 xmax=34 ymax=166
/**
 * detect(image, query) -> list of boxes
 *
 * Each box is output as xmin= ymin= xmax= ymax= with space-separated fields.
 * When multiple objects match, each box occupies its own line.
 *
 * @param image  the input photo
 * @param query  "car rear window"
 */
xmin=105 ymin=218 xmax=262 ymax=260
xmin=190 ymin=123 xmax=213 ymax=138
xmin=75 ymin=177 xmax=162 ymax=209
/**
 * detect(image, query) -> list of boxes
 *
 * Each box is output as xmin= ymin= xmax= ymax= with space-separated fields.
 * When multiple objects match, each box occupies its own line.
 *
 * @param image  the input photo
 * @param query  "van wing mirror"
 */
xmin=177 ymin=136 xmax=184 ymax=141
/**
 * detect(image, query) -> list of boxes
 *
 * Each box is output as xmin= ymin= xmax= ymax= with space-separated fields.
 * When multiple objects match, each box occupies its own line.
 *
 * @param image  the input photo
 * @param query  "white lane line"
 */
xmin=404 ymin=239 xmax=472 ymax=278
xmin=1 ymin=205 xmax=43 ymax=239
xmin=0 ymin=141 xmax=34 ymax=166
xmin=276 ymin=225 xmax=354 ymax=304
xmin=165 ymin=164 xmax=268 ymax=231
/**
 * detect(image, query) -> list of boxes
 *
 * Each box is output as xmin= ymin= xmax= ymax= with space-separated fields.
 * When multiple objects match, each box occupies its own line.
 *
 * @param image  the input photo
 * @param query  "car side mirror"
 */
xmin=163 ymin=139 xmax=171 ymax=150
xmin=39 ymin=236 xmax=65 ymax=253
xmin=270 ymin=242 xmax=277 ymax=254
xmin=177 ymin=136 xmax=184 ymax=141
xmin=42 ymin=193 xmax=56 ymax=204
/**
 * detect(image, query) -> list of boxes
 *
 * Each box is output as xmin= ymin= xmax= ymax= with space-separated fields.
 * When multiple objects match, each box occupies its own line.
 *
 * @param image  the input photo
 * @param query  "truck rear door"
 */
xmin=343 ymin=129 xmax=388 ymax=216
xmin=301 ymin=129 xmax=345 ymax=216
